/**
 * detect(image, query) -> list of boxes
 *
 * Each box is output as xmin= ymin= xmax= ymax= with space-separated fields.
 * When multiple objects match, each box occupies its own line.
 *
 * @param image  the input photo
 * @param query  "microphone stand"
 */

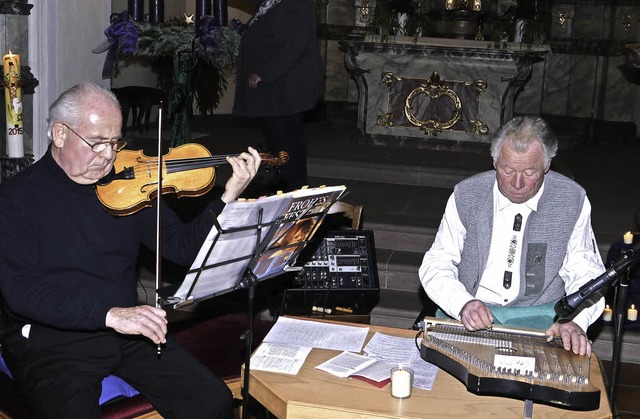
xmin=553 ymin=240 xmax=639 ymax=414
xmin=609 ymin=244 xmax=634 ymax=411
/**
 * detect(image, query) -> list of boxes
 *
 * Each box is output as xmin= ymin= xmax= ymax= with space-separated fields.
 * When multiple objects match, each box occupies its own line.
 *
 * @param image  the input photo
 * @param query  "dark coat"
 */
xmin=233 ymin=0 xmax=324 ymax=118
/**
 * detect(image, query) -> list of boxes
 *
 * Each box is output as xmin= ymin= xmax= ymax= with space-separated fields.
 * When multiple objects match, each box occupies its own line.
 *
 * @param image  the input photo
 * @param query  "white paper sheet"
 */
xmin=250 ymin=342 xmax=313 ymax=375
xmin=263 ymin=317 xmax=369 ymax=352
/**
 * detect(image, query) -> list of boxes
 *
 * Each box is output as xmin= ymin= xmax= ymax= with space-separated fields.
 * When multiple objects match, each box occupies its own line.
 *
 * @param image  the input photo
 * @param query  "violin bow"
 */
xmin=155 ymin=101 xmax=163 ymax=359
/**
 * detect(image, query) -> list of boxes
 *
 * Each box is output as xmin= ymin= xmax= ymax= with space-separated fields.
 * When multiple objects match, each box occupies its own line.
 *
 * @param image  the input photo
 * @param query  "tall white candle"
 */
xmin=3 ymin=51 xmax=24 ymax=158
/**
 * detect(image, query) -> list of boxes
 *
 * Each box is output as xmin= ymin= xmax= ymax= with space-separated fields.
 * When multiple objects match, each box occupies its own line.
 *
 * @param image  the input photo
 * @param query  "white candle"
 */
xmin=3 ymin=51 xmax=24 ymax=158
xmin=390 ymin=366 xmax=413 ymax=398
xmin=628 ymin=304 xmax=638 ymax=322
xmin=624 ymin=231 xmax=634 ymax=245
xmin=602 ymin=305 xmax=613 ymax=322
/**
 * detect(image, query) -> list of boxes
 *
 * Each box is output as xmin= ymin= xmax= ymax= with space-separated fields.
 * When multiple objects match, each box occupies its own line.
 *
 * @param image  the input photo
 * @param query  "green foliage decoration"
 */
xmin=115 ymin=17 xmax=243 ymax=116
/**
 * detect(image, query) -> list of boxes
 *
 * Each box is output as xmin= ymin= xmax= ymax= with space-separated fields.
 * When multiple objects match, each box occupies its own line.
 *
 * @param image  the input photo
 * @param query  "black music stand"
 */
xmin=158 ymin=186 xmax=346 ymax=418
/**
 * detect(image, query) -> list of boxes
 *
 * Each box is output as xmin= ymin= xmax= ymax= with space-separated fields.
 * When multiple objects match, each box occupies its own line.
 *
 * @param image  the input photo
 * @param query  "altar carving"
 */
xmin=378 ymin=70 xmax=488 ymax=136
xmin=341 ymin=38 xmax=548 ymax=145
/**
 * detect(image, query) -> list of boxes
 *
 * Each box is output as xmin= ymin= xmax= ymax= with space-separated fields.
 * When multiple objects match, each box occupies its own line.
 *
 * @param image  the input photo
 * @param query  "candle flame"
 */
xmin=606 ymin=304 xmax=610 ymax=309
xmin=632 ymin=304 xmax=636 ymax=310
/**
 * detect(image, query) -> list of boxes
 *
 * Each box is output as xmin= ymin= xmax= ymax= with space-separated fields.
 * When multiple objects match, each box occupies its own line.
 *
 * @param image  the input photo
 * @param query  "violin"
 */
xmin=95 ymin=143 xmax=288 ymax=216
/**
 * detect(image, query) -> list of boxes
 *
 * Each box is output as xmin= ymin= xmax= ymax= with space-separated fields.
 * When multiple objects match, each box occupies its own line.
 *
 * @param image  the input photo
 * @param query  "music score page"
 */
xmin=250 ymin=317 xmax=369 ymax=375
xmin=262 ymin=316 xmax=369 ymax=352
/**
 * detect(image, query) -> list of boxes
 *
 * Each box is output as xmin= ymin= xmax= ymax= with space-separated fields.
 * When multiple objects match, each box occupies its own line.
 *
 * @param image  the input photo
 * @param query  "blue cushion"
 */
xmin=0 ymin=353 xmax=11 ymax=378
xmin=0 ymin=352 xmax=139 ymax=405
xmin=99 ymin=375 xmax=140 ymax=404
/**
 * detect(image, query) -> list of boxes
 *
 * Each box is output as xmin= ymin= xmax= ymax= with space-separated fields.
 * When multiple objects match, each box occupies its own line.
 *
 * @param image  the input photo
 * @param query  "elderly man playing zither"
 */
xmin=420 ymin=116 xmax=605 ymax=357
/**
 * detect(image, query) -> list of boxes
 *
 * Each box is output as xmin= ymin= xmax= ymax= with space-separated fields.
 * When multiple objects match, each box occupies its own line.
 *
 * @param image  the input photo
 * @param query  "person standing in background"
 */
xmin=233 ymin=0 xmax=324 ymax=192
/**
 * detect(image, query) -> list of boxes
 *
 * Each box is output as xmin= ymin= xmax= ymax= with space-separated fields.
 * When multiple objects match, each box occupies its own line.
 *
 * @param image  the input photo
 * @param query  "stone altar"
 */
xmin=341 ymin=37 xmax=548 ymax=145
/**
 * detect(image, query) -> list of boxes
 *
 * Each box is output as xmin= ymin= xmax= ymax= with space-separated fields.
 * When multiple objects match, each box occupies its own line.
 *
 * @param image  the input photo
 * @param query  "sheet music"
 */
xmin=362 ymin=333 xmax=417 ymax=364
xmin=250 ymin=342 xmax=313 ymax=375
xmin=315 ymin=351 xmax=381 ymax=378
xmin=363 ymin=332 xmax=439 ymax=390
xmin=165 ymin=185 xmax=346 ymax=306
xmin=263 ymin=317 xmax=369 ymax=352
xmin=170 ymin=194 xmax=289 ymax=303
xmin=251 ymin=186 xmax=346 ymax=280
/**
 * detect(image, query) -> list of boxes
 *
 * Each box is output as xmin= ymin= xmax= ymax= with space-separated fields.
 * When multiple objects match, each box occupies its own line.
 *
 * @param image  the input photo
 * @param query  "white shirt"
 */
xmin=476 ymin=182 xmax=541 ymax=305
xmin=419 ymin=179 xmax=605 ymax=332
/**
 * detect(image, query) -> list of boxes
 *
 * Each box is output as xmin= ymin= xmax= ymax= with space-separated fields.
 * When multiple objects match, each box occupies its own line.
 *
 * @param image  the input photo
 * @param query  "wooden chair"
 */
xmin=327 ymin=201 xmax=364 ymax=230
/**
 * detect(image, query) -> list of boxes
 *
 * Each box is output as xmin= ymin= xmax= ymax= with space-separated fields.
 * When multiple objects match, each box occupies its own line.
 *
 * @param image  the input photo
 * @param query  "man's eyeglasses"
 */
xmin=61 ymin=123 xmax=127 ymax=153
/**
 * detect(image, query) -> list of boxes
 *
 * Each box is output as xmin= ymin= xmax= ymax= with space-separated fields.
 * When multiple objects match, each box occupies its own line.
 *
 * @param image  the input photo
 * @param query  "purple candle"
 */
xmin=214 ymin=0 xmax=228 ymax=26
xmin=196 ymin=0 xmax=212 ymax=23
xmin=149 ymin=0 xmax=164 ymax=23
xmin=128 ymin=0 xmax=144 ymax=21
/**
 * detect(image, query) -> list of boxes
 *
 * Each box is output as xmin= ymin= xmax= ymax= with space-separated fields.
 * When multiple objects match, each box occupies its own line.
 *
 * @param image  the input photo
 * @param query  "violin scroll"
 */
xmin=259 ymin=151 xmax=289 ymax=167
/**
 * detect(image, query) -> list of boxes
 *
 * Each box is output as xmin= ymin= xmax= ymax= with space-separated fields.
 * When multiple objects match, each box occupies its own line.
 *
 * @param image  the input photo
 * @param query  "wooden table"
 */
xmin=243 ymin=318 xmax=612 ymax=419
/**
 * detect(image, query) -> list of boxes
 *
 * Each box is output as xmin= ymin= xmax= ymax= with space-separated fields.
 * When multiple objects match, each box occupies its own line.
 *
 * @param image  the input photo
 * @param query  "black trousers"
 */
xmin=263 ymin=113 xmax=307 ymax=192
xmin=3 ymin=326 xmax=232 ymax=419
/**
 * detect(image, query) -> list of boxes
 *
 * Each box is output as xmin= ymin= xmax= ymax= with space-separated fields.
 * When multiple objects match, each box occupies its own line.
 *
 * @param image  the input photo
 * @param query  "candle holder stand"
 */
xmin=0 ymin=154 xmax=32 ymax=181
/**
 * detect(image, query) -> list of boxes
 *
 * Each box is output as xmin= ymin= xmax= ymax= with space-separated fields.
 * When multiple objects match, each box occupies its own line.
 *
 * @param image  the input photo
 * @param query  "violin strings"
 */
xmin=126 ymin=155 xmax=237 ymax=176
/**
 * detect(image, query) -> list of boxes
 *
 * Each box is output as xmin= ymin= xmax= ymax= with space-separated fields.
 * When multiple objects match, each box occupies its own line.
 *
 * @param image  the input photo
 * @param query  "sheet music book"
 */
xmin=316 ymin=351 xmax=395 ymax=387
xmin=161 ymin=185 xmax=347 ymax=308
xmin=250 ymin=186 xmax=346 ymax=280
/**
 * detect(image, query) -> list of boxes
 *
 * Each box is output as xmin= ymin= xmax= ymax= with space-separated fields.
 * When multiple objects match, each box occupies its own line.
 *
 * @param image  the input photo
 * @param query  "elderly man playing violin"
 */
xmin=0 ymin=82 xmax=261 ymax=418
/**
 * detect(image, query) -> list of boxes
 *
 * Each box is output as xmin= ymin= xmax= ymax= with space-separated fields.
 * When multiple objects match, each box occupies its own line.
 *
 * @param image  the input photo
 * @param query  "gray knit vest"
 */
xmin=453 ymin=170 xmax=586 ymax=307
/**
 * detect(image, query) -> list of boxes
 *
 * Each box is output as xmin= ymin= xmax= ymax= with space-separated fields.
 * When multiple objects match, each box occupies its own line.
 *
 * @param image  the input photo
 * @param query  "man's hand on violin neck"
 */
xmin=221 ymin=146 xmax=262 ymax=203
xmin=105 ymin=305 xmax=168 ymax=345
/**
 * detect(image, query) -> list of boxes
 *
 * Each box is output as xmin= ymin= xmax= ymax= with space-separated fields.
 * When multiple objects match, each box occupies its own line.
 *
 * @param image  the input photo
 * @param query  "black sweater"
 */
xmin=0 ymin=149 xmax=224 ymax=335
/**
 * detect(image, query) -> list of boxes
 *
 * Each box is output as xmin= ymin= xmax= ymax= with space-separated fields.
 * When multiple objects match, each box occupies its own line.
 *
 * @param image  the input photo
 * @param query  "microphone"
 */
xmin=554 ymin=241 xmax=640 ymax=319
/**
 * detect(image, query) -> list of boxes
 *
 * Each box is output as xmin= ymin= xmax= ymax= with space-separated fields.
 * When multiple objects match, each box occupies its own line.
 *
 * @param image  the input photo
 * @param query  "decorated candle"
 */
xmin=3 ymin=51 xmax=24 ymax=158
